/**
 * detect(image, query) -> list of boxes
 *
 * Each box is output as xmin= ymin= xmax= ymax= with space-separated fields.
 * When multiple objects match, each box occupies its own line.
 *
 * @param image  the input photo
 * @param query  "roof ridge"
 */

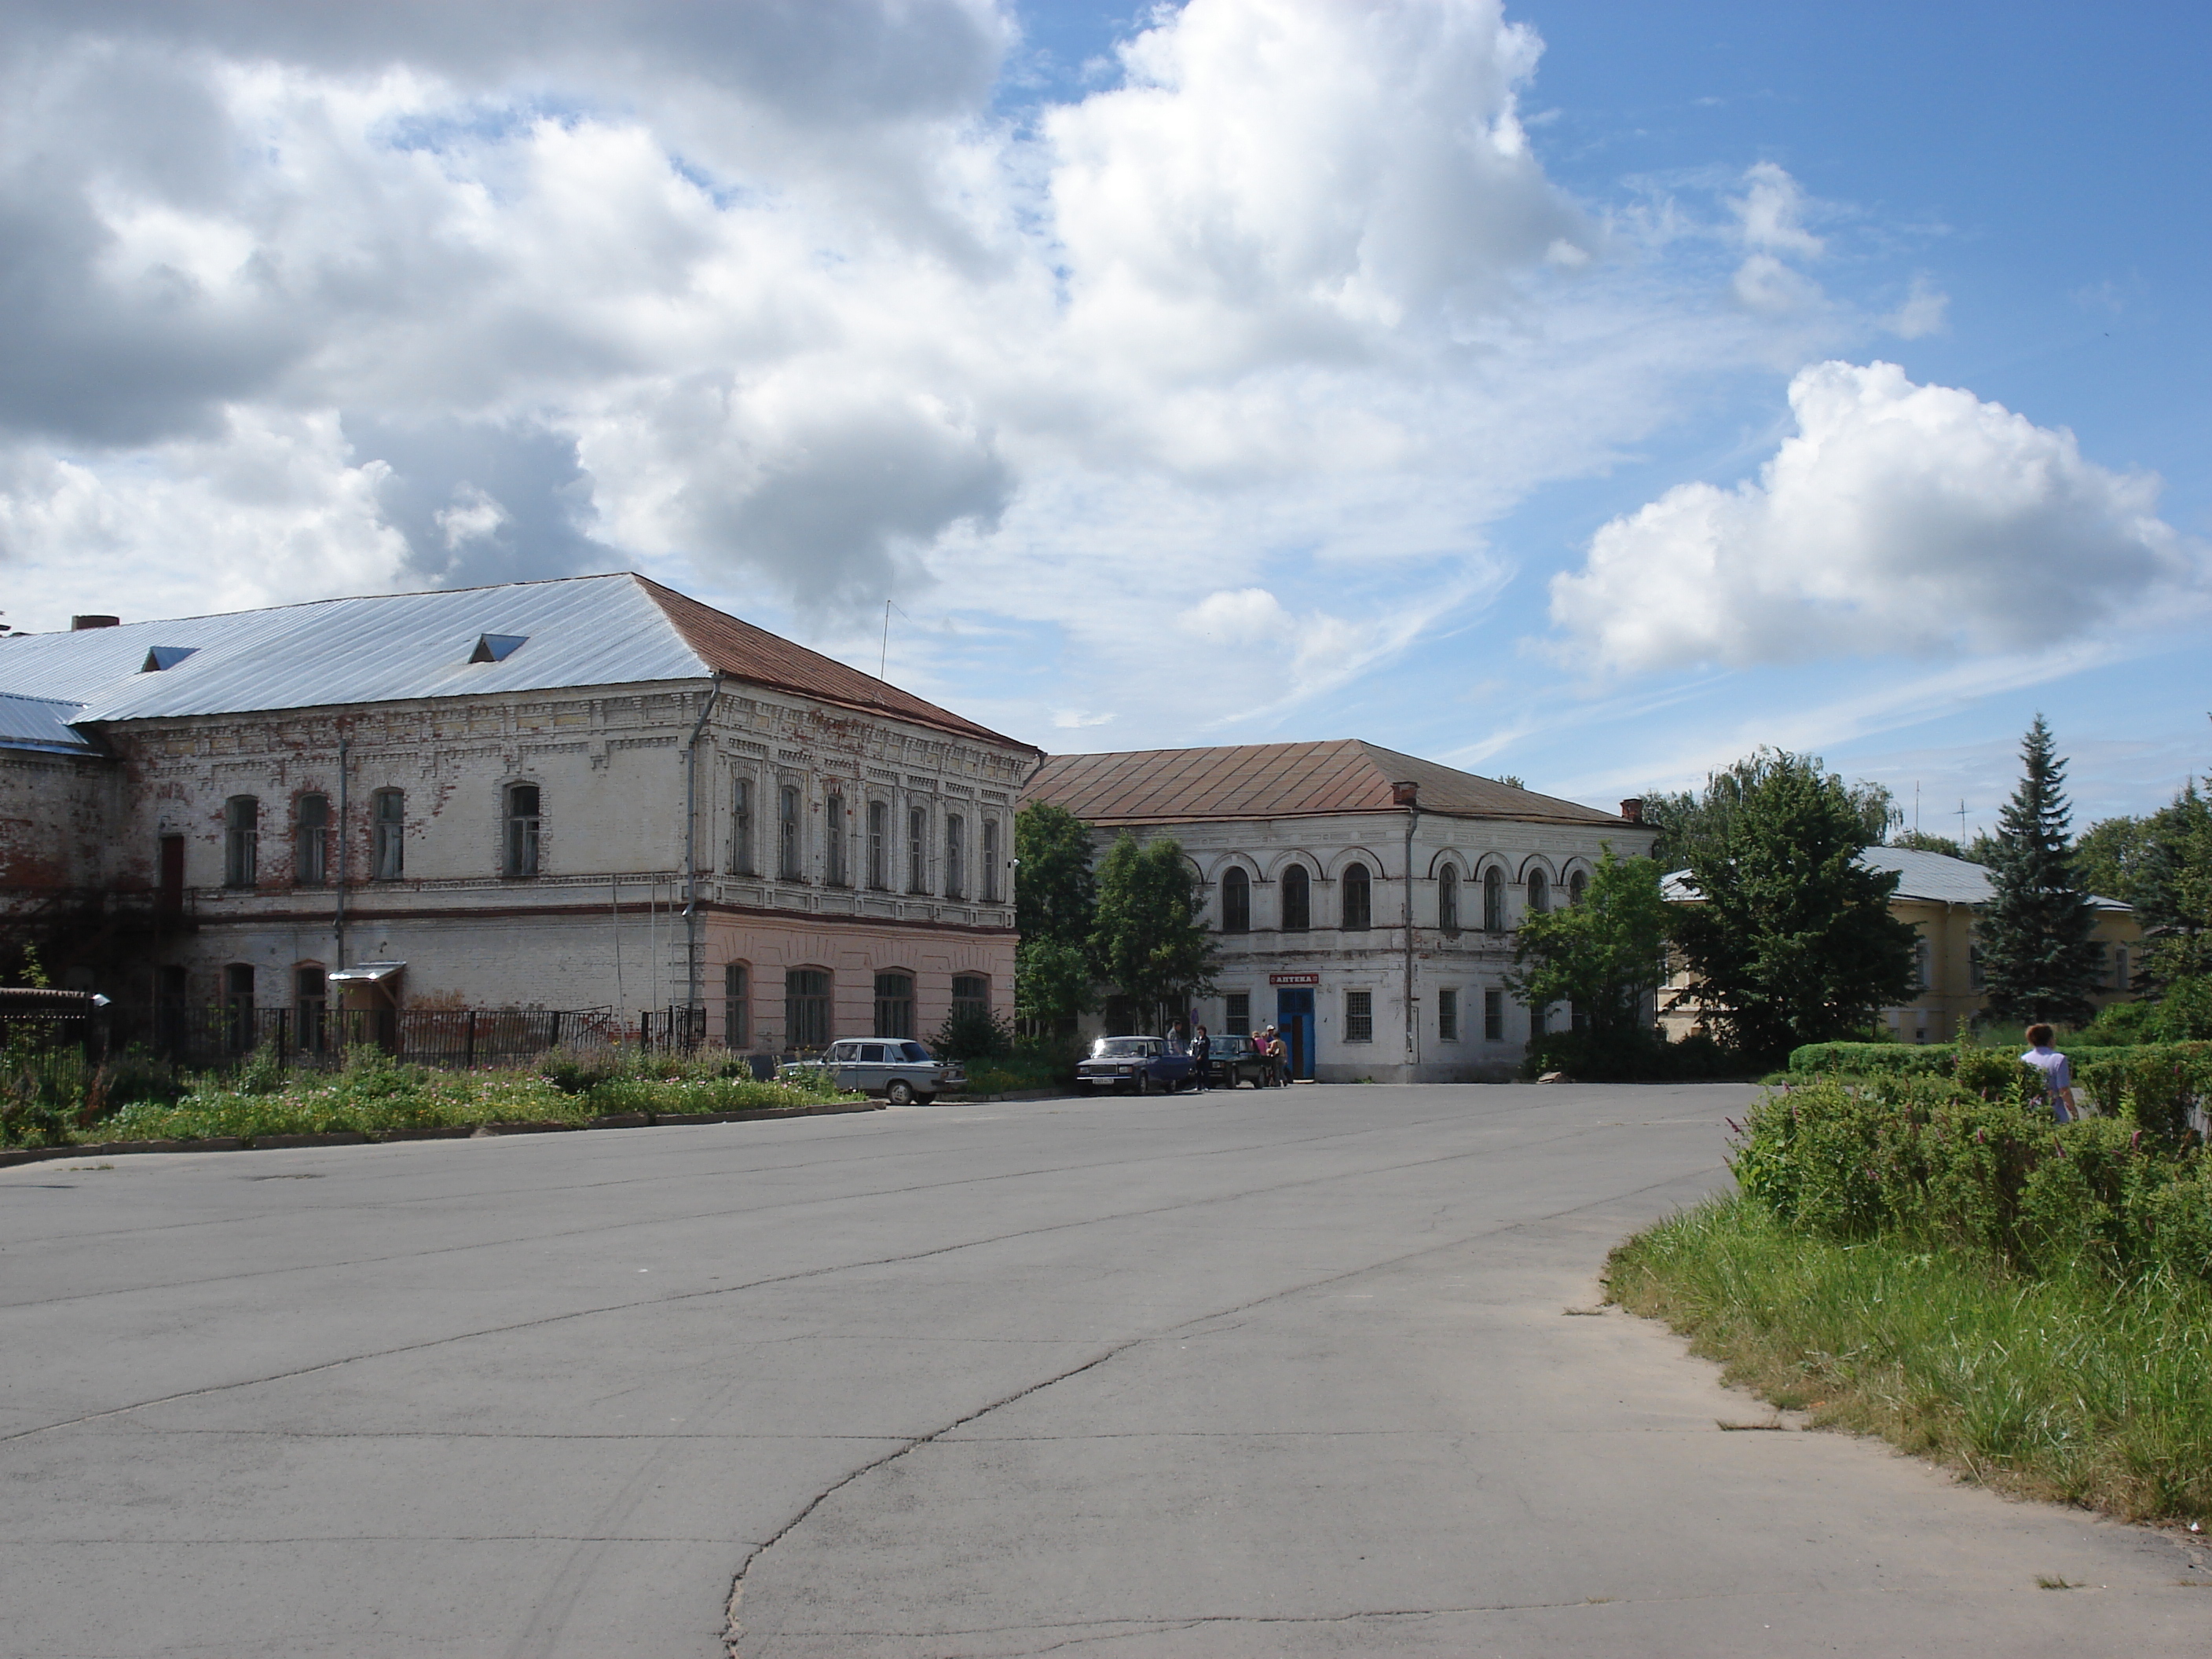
xmin=0 ymin=570 xmax=642 ymax=637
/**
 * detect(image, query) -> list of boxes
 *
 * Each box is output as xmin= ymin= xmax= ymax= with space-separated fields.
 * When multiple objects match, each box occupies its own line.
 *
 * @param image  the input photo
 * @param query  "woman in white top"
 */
xmin=2020 ymin=1023 xmax=2077 ymax=1123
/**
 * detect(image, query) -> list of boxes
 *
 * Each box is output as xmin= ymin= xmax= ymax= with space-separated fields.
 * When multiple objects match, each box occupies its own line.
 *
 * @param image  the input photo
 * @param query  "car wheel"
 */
xmin=887 ymin=1079 xmax=914 ymax=1105
xmin=1137 ymin=1069 xmax=1154 ymax=1096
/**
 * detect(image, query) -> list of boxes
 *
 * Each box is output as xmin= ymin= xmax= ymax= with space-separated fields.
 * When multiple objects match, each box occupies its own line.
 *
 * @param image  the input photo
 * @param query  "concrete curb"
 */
xmin=927 ymin=1088 xmax=1071 ymax=1104
xmin=0 ymin=1099 xmax=884 ymax=1168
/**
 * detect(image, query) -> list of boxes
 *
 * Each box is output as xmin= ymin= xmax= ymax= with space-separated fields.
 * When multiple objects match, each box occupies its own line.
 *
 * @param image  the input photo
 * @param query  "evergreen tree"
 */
xmin=2129 ymin=782 xmax=2212 ymax=988
xmin=1013 ymin=803 xmax=1099 ymax=1034
xmin=1506 ymin=849 xmax=1671 ymax=1049
xmin=1979 ymin=716 xmax=2103 ymax=1026
xmin=1090 ymin=832 xmax=1217 ymax=1034
xmin=1669 ymin=750 xmax=1920 ymax=1063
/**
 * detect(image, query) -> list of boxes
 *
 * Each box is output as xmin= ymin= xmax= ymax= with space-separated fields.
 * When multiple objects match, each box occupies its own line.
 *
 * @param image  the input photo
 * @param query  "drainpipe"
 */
xmin=682 ymin=676 xmax=722 ymax=1024
xmin=1392 ymin=781 xmax=1420 ymax=1077
xmin=335 ymin=734 xmax=350 ymax=969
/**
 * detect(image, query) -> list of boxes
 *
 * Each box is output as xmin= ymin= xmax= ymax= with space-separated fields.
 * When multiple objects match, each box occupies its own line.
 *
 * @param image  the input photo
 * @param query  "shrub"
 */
xmin=1520 ymin=1028 xmax=1749 ymax=1082
xmin=930 ymin=1002 xmax=1015 ymax=1067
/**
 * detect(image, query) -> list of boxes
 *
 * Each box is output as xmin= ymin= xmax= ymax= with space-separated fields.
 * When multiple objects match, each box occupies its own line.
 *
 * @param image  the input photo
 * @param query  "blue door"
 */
xmin=1275 ymin=988 xmax=1316 ymax=1080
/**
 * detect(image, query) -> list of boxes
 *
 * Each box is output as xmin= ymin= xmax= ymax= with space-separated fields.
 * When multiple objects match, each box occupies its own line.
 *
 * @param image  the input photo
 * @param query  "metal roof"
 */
xmin=1665 ymin=847 xmax=2131 ymax=912
xmin=0 ymin=693 xmax=96 ymax=755
xmin=0 ymin=573 xmax=1031 ymax=749
xmin=1023 ymin=739 xmax=1631 ymax=827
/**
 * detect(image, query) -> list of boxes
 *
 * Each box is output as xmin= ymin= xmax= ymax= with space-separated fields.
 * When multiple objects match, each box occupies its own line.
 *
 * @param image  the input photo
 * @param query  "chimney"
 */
xmin=1619 ymin=797 xmax=1645 ymax=823
xmin=1391 ymin=780 xmax=1419 ymax=807
xmin=72 ymin=615 xmax=120 ymax=631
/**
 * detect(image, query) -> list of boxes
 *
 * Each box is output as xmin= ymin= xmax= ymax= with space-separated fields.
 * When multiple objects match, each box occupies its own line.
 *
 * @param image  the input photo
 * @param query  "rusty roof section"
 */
xmin=632 ymin=577 xmax=1037 ymax=752
xmin=1023 ymin=740 xmax=1629 ymax=827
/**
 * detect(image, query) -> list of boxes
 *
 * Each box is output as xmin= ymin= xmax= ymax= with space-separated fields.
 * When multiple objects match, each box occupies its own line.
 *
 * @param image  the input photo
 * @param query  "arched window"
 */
xmin=1525 ymin=869 xmax=1548 ymax=917
xmin=1569 ymin=870 xmax=1588 ymax=907
xmin=1221 ymin=866 xmax=1251 ymax=932
xmin=873 ymin=971 xmax=915 ymax=1038
xmin=224 ymin=796 xmax=258 ymax=888
xmin=504 ymin=784 xmax=540 ymax=877
xmin=1280 ymin=863 xmax=1310 ymax=931
xmin=1483 ymin=867 xmax=1504 ymax=931
xmin=371 ymin=789 xmax=405 ymax=881
xmin=1438 ymin=864 xmax=1459 ymax=933
xmin=952 ymin=974 xmax=990 ymax=1017
xmin=294 ymin=793 xmax=328 ymax=888
xmin=778 ymin=786 xmax=802 ymax=880
xmin=785 ymin=968 xmax=831 ymax=1050
xmin=1342 ymin=862 xmax=1372 ymax=930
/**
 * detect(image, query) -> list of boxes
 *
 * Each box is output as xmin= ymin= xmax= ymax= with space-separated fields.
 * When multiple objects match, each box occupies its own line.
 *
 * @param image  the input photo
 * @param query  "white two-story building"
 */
xmin=1023 ymin=741 xmax=1656 ymax=1082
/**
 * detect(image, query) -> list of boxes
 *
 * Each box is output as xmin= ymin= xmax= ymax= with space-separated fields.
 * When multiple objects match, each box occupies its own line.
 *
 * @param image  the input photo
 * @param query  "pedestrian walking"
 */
xmin=1189 ymin=1024 xmax=1210 ymax=1091
xmin=2021 ymin=1024 xmax=2078 ymax=1122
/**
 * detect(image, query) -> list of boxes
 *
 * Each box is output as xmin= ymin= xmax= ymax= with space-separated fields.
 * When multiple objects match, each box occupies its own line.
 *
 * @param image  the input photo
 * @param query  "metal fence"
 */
xmin=105 ymin=1003 xmax=620 ymax=1071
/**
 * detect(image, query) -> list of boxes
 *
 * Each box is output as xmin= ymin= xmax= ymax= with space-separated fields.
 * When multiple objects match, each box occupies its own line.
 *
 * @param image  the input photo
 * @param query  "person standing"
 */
xmin=1265 ymin=1025 xmax=1288 ymax=1087
xmin=2021 ymin=1023 xmax=2078 ymax=1122
xmin=1188 ymin=1023 xmax=1211 ymax=1091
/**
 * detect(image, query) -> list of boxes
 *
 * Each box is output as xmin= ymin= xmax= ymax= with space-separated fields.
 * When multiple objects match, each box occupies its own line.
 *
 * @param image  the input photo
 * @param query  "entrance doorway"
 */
xmin=1274 ymin=987 xmax=1316 ymax=1080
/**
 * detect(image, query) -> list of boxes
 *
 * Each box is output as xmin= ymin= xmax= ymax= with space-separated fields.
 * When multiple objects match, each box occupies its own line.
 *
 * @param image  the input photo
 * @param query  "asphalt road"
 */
xmin=2 ymin=1082 xmax=2204 ymax=1658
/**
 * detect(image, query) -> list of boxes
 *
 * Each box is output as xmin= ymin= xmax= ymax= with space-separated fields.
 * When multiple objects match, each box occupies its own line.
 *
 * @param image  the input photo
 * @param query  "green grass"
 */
xmin=1607 ymin=1195 xmax=2212 ymax=1523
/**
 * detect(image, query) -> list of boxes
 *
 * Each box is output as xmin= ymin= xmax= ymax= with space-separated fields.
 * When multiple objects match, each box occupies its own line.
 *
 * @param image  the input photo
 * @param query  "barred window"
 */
xmin=951 ymin=973 xmax=990 ymax=1018
xmin=1438 ymin=987 xmax=1459 ymax=1043
xmin=874 ymin=971 xmax=915 ymax=1038
xmin=224 ymin=796 xmax=258 ymax=888
xmin=1345 ymin=988 xmax=1374 ymax=1043
xmin=723 ymin=963 xmax=749 ymax=1049
xmin=785 ymin=968 xmax=831 ymax=1049
xmin=1221 ymin=866 xmax=1251 ymax=932
xmin=371 ymin=789 xmax=404 ymax=881
xmin=294 ymin=793 xmax=328 ymax=888
xmin=1224 ymin=991 xmax=1251 ymax=1036
xmin=1484 ymin=987 xmax=1504 ymax=1041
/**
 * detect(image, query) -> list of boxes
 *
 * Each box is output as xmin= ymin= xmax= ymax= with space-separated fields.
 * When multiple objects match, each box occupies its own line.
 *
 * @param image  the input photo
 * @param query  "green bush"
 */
xmin=1733 ymin=1073 xmax=2211 ymax=1284
xmin=930 ymin=1002 xmax=1015 ymax=1066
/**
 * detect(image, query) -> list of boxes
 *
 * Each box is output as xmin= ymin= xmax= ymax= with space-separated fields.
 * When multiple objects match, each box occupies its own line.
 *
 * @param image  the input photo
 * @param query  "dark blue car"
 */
xmin=1075 ymin=1035 xmax=1196 ymax=1095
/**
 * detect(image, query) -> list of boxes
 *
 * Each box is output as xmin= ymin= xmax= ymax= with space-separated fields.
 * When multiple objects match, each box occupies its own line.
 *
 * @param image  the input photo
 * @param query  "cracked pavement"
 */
xmin=2 ymin=1083 xmax=2203 ymax=1657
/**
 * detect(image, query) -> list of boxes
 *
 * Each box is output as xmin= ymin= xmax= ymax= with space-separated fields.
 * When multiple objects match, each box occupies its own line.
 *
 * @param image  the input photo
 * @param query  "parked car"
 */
xmin=782 ymin=1038 xmax=965 ymax=1105
xmin=1076 ymin=1035 xmax=1196 ymax=1095
xmin=1199 ymin=1033 xmax=1271 ymax=1088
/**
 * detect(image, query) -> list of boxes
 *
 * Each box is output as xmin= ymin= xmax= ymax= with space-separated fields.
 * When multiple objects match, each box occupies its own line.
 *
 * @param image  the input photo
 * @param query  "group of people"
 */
xmin=1168 ymin=1022 xmax=1294 ymax=1089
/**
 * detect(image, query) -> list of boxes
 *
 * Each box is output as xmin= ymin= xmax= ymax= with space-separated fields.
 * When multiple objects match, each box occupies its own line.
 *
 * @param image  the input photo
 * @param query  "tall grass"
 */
xmin=1610 ymin=1197 xmax=2212 ymax=1522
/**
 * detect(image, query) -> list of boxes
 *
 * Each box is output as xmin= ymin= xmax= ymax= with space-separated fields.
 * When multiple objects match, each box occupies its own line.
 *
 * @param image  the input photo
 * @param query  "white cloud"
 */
xmin=1548 ymin=359 xmax=2204 ymax=674
xmin=435 ymin=485 xmax=507 ymax=550
xmin=1730 ymin=161 xmax=1823 ymax=256
xmin=1884 ymin=274 xmax=1949 ymax=339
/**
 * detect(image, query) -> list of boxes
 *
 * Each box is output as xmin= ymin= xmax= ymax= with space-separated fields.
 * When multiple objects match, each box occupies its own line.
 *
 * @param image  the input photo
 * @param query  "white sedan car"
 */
xmin=782 ymin=1038 xmax=965 ymax=1105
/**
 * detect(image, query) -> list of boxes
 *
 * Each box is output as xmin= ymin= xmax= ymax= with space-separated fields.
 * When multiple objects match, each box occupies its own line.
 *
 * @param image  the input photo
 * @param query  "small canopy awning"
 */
xmin=327 ymin=961 xmax=405 ymax=985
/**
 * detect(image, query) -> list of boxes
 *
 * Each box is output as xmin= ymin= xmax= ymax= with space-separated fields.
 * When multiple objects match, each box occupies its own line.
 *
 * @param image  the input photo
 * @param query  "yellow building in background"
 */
xmin=1661 ymin=847 xmax=2141 ymax=1044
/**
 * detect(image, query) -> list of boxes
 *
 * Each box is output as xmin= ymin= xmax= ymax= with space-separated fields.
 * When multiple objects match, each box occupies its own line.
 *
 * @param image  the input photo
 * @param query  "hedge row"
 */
xmin=1733 ymin=1072 xmax=2212 ymax=1285
xmin=1786 ymin=1038 xmax=2164 ymax=1079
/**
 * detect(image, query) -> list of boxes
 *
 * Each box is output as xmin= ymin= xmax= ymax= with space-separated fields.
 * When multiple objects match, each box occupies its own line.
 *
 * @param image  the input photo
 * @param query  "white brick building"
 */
xmin=0 ymin=574 xmax=1038 ymax=1052
xmin=1024 ymin=742 xmax=1656 ymax=1082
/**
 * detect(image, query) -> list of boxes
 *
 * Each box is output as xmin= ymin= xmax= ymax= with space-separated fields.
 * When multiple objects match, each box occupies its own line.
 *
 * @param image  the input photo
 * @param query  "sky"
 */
xmin=0 ymin=0 xmax=2205 ymax=836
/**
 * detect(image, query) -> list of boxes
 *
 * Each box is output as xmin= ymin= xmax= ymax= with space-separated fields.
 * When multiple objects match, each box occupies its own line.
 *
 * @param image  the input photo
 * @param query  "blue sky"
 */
xmin=1 ymin=2 xmax=2204 ymax=833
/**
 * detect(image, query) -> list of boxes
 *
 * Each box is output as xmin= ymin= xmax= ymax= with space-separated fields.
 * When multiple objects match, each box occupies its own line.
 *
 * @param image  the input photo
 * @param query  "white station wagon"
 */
xmin=782 ymin=1038 xmax=965 ymax=1105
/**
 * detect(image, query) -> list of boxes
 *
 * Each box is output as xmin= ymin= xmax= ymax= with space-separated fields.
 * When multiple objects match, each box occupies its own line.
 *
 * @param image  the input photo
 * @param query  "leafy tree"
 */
xmin=1506 ymin=849 xmax=1670 ymax=1049
xmin=1888 ymin=828 xmax=1966 ymax=859
xmin=1643 ymin=753 xmax=1895 ymax=872
xmin=1091 ymin=832 xmax=1217 ymax=1035
xmin=1013 ymin=803 xmax=1099 ymax=1033
xmin=2071 ymin=811 xmax=2152 ymax=908
xmin=1668 ymin=750 xmax=1920 ymax=1064
xmin=1979 ymin=716 xmax=2104 ymax=1026
xmin=2120 ymin=783 xmax=2212 ymax=988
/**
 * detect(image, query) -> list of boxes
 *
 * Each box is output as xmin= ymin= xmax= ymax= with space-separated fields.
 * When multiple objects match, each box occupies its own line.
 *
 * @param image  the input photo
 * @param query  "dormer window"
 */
xmin=469 ymin=633 xmax=528 ymax=663
xmin=141 ymin=646 xmax=197 ymax=672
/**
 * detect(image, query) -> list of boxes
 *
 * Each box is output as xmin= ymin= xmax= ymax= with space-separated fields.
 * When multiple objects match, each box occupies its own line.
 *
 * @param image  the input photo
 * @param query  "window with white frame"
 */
xmin=907 ymin=805 xmax=928 ymax=892
xmin=371 ymin=789 xmax=404 ymax=881
xmin=731 ymin=775 xmax=754 ymax=874
xmin=868 ymin=801 xmax=889 ymax=888
xmin=224 ymin=796 xmax=259 ymax=888
xmin=778 ymin=785 xmax=802 ymax=880
xmin=825 ymin=792 xmax=847 ymax=886
xmin=982 ymin=819 xmax=1001 ymax=902
xmin=294 ymin=793 xmax=328 ymax=888
xmin=945 ymin=814 xmax=965 ymax=899
xmin=504 ymin=783 xmax=540 ymax=877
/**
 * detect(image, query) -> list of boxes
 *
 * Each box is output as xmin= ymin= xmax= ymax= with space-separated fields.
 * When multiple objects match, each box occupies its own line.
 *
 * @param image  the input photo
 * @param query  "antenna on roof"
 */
xmin=879 ymin=600 xmax=909 ymax=681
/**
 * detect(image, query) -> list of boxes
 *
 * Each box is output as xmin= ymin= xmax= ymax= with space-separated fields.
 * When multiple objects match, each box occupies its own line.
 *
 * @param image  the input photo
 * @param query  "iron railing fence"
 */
xmin=104 ymin=1004 xmax=620 ymax=1071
